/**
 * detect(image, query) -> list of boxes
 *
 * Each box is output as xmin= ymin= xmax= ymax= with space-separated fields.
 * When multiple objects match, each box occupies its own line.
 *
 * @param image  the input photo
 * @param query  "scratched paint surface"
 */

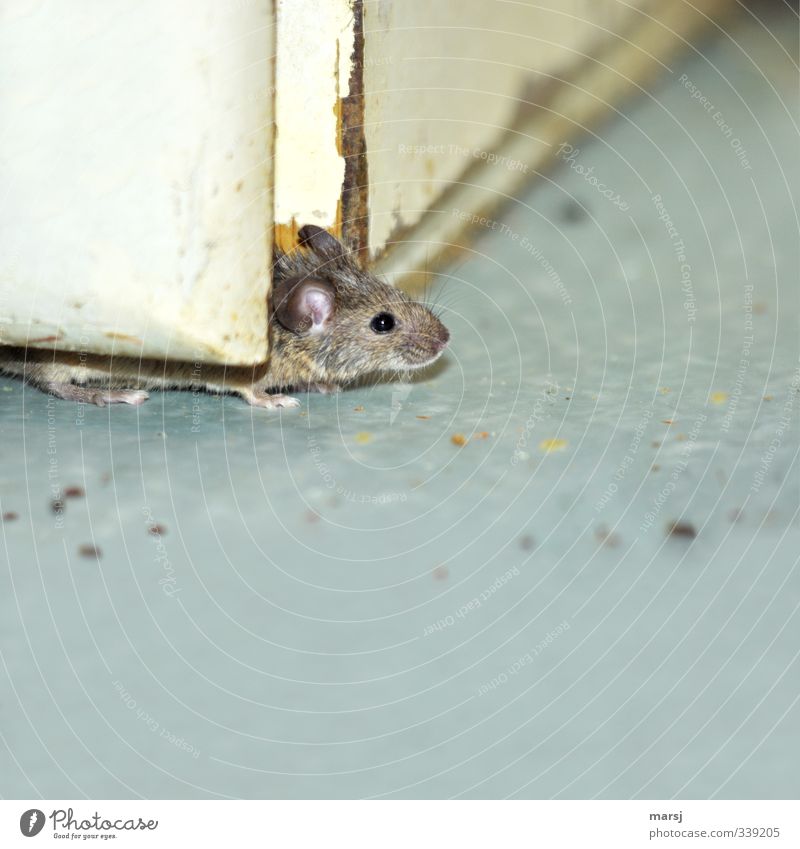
xmin=0 ymin=10 xmax=797 ymax=799
xmin=0 ymin=2 xmax=274 ymax=364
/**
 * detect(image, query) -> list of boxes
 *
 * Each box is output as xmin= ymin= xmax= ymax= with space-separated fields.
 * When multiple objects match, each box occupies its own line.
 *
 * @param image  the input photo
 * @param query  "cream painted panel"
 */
xmin=273 ymin=0 xmax=354 ymax=233
xmin=372 ymin=0 xmax=733 ymax=283
xmin=0 ymin=1 xmax=275 ymax=364
xmin=363 ymin=0 xmax=655 ymax=257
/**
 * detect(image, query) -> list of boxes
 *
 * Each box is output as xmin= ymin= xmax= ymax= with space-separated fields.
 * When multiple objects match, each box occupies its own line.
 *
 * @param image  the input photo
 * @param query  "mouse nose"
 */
xmin=434 ymin=326 xmax=450 ymax=352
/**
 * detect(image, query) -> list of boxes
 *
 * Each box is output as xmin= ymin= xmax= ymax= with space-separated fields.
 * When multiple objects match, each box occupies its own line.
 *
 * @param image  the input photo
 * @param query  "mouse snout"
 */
xmin=434 ymin=325 xmax=450 ymax=352
xmin=397 ymin=303 xmax=450 ymax=367
xmin=423 ymin=319 xmax=449 ymax=354
xmin=410 ymin=323 xmax=448 ymax=353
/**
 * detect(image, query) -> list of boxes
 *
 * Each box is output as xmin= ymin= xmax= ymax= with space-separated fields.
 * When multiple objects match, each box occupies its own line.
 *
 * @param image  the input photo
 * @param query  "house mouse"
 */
xmin=0 ymin=225 xmax=450 ymax=409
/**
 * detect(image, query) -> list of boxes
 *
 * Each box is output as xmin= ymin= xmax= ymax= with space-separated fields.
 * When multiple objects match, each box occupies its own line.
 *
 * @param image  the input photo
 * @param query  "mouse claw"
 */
xmin=268 ymin=394 xmax=301 ymax=409
xmin=241 ymin=388 xmax=300 ymax=409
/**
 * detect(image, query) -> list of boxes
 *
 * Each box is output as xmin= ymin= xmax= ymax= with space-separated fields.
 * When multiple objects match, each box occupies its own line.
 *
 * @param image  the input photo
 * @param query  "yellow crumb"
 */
xmin=451 ymin=433 xmax=468 ymax=447
xmin=354 ymin=432 xmax=372 ymax=444
xmin=539 ymin=438 xmax=567 ymax=453
xmin=709 ymin=391 xmax=728 ymax=405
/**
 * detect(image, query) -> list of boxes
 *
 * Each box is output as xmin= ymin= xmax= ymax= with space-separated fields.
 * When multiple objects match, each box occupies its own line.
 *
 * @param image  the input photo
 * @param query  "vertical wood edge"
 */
xmin=339 ymin=0 xmax=369 ymax=261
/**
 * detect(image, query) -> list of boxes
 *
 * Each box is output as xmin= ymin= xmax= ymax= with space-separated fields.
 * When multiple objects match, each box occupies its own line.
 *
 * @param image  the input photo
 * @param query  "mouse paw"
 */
xmin=99 ymin=389 xmax=150 ymax=407
xmin=310 ymin=382 xmax=341 ymax=395
xmin=44 ymin=383 xmax=149 ymax=407
xmin=241 ymin=388 xmax=300 ymax=409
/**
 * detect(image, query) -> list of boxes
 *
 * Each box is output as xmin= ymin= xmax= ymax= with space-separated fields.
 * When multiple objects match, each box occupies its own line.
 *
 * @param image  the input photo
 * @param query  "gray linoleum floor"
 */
xmin=1 ymin=8 xmax=798 ymax=799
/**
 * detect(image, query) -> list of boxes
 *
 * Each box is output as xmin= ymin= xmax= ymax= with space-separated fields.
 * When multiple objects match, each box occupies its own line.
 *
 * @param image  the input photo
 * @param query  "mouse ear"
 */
xmin=272 ymin=276 xmax=336 ymax=335
xmin=297 ymin=225 xmax=344 ymax=258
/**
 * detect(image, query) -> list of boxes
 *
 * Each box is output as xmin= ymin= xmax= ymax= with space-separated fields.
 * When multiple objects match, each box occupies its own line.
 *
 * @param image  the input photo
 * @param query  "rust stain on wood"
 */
xmin=104 ymin=332 xmax=143 ymax=344
xmin=339 ymin=0 xmax=368 ymax=263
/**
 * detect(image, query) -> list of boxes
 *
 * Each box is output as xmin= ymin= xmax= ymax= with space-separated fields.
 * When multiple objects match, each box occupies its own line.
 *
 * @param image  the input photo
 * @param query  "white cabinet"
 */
xmin=0 ymin=1 xmax=275 ymax=363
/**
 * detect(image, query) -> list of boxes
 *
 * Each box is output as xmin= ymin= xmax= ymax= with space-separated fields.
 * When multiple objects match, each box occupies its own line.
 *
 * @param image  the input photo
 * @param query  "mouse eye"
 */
xmin=370 ymin=312 xmax=395 ymax=333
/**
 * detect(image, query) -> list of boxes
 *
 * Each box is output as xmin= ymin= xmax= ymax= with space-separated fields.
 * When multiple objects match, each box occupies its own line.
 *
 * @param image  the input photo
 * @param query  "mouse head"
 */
xmin=270 ymin=225 xmax=449 ymax=384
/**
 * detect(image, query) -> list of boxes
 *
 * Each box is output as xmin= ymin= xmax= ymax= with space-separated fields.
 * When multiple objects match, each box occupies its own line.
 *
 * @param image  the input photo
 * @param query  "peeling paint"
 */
xmin=273 ymin=0 xmax=354 ymax=230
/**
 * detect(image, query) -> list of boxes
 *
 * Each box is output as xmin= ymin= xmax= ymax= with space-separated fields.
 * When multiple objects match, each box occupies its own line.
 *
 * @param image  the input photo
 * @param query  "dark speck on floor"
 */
xmin=558 ymin=198 xmax=589 ymax=223
xmin=666 ymin=521 xmax=697 ymax=540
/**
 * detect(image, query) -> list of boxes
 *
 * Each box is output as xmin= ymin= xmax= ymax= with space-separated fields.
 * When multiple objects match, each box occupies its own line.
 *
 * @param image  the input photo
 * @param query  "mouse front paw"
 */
xmin=240 ymin=387 xmax=300 ymax=409
xmin=99 ymin=389 xmax=150 ymax=407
